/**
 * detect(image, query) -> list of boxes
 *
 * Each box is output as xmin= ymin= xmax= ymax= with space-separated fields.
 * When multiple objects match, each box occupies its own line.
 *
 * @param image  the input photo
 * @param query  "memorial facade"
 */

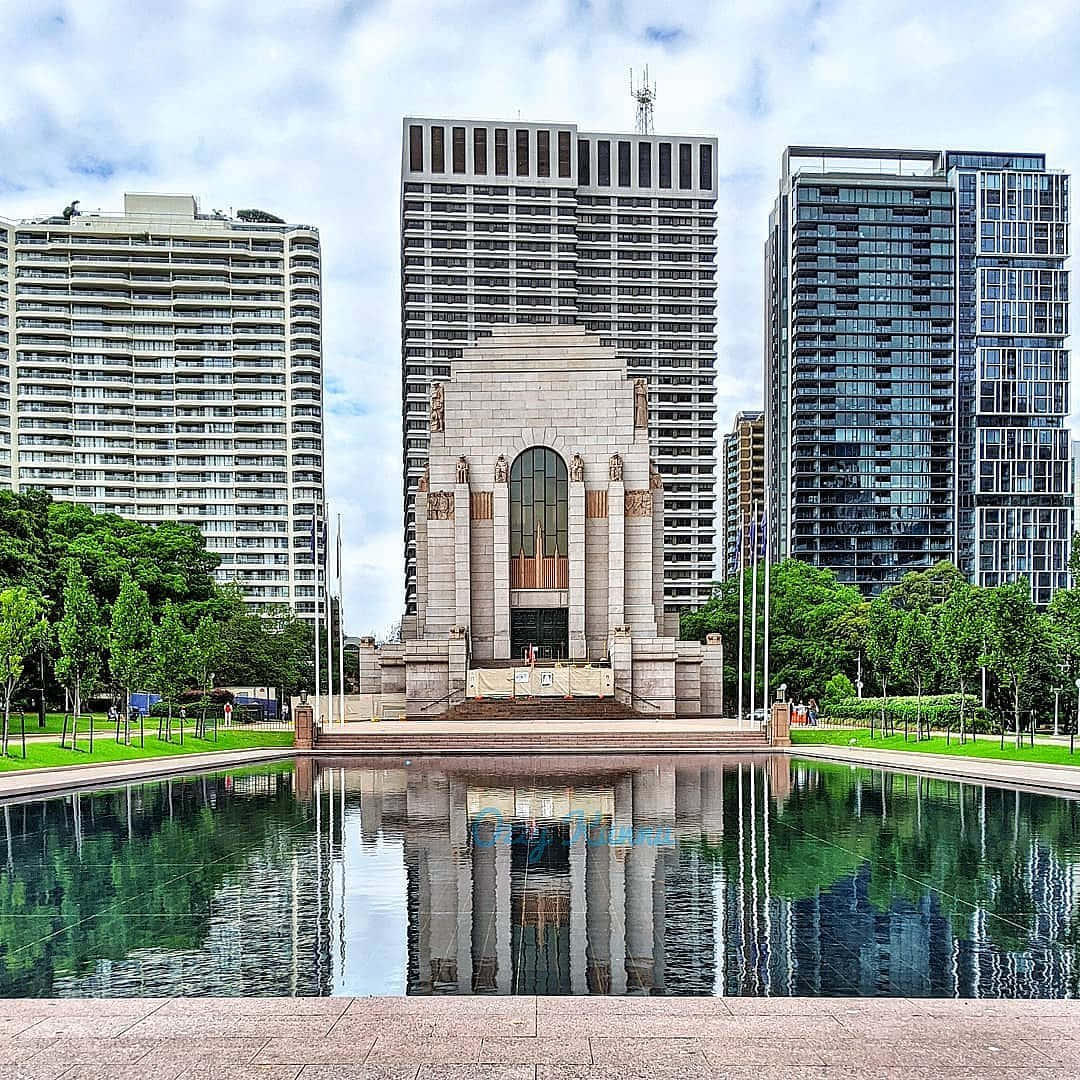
xmin=363 ymin=326 xmax=722 ymax=717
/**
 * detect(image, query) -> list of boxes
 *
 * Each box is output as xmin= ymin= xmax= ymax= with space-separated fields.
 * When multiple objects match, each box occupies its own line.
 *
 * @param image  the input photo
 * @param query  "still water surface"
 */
xmin=1 ymin=754 xmax=1078 ymax=998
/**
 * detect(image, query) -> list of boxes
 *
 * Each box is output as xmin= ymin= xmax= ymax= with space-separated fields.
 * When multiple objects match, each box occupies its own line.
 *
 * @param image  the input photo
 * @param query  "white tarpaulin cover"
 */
xmin=468 ymin=666 xmax=613 ymax=699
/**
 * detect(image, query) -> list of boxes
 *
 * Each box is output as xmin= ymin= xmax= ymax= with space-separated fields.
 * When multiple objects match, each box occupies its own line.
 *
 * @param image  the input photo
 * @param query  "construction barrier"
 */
xmin=467 ymin=666 xmax=613 ymax=700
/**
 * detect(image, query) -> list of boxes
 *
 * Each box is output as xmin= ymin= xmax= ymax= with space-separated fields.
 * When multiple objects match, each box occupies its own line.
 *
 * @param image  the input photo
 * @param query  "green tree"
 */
xmin=934 ymin=584 xmax=986 ymax=742
xmin=55 ymin=565 xmax=104 ymax=721
xmin=109 ymin=574 xmax=154 ymax=744
xmin=866 ymin=594 xmax=902 ymax=733
xmin=190 ymin=615 xmax=226 ymax=734
xmin=984 ymin=581 xmax=1039 ymax=747
xmin=151 ymin=602 xmax=193 ymax=741
xmin=0 ymin=587 xmax=49 ymax=755
xmin=894 ymin=609 xmax=935 ymax=738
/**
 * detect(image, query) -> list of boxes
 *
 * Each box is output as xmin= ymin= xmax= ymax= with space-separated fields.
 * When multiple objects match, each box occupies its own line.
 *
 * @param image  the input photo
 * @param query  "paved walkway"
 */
xmin=0 ymin=995 xmax=1075 ymax=1077
xmin=793 ymin=743 xmax=1080 ymax=794
xmin=0 ymin=747 xmax=294 ymax=802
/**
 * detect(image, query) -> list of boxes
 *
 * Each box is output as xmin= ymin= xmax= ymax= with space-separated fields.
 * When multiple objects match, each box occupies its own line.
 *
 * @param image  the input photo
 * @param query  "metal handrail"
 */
xmin=614 ymin=685 xmax=671 ymax=714
xmin=420 ymin=688 xmax=465 ymax=713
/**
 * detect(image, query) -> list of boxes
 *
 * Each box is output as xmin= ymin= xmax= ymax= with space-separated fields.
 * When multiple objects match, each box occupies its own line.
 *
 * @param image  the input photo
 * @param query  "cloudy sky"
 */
xmin=3 ymin=0 xmax=1079 ymax=632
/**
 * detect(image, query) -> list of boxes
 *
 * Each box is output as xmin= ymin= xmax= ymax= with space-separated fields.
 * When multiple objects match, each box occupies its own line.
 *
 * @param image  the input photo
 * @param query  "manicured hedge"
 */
xmin=823 ymin=694 xmax=993 ymax=733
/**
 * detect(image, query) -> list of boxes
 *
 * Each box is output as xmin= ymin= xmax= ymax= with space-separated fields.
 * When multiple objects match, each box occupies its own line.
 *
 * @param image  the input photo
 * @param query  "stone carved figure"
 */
xmin=570 ymin=453 xmax=584 ymax=482
xmin=634 ymin=378 xmax=648 ymax=429
xmin=417 ymin=468 xmax=428 ymax=493
xmin=608 ymin=453 xmax=623 ymax=482
xmin=427 ymin=491 xmax=454 ymax=519
xmin=494 ymin=454 xmax=509 ymax=483
xmin=456 ymin=456 xmax=469 ymax=485
xmin=624 ymin=490 xmax=653 ymax=516
xmin=649 ymin=460 xmax=663 ymax=491
xmin=430 ymin=383 xmax=444 ymax=432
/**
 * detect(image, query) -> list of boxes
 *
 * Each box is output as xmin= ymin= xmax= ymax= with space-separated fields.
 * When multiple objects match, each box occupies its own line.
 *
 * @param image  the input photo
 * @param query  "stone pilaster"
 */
xmin=455 ymin=480 xmax=471 ymax=632
xmin=608 ymin=476 xmax=625 ymax=629
xmin=493 ymin=479 xmax=510 ymax=659
xmin=357 ymin=636 xmax=379 ymax=694
xmin=568 ymin=478 xmax=586 ymax=659
xmin=701 ymin=632 xmax=725 ymax=717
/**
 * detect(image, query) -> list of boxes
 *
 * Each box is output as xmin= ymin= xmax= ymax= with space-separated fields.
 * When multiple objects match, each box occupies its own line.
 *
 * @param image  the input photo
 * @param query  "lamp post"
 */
xmin=777 ymin=683 xmax=787 ymax=704
xmin=1053 ymin=687 xmax=1061 ymax=738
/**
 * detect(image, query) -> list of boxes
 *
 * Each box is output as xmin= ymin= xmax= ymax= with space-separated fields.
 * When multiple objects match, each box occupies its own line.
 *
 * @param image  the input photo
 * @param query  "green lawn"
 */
xmin=0 ymin=730 xmax=294 ymax=771
xmin=792 ymin=727 xmax=1080 ymax=766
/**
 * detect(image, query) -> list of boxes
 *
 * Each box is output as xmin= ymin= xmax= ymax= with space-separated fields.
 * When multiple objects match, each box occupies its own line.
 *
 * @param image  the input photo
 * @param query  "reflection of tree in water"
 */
xmin=697 ymin=761 xmax=1080 ymax=996
xmin=0 ymin=767 xmax=308 ymax=996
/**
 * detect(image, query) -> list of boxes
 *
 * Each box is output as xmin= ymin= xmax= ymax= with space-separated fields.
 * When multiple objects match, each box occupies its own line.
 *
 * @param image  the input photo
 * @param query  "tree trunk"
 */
xmin=1014 ymin=681 xmax=1021 ymax=749
xmin=2 ymin=696 xmax=9 ymax=758
xmin=916 ymin=681 xmax=923 ymax=741
xmin=958 ymin=678 xmax=966 ymax=745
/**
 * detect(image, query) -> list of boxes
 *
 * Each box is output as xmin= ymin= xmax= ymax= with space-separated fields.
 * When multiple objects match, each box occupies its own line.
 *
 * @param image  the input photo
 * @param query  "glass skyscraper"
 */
xmin=766 ymin=147 xmax=1070 ymax=602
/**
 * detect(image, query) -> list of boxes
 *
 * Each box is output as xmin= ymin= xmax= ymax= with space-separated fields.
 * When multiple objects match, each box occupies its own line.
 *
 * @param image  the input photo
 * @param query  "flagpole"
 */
xmin=737 ymin=508 xmax=746 ymax=727
xmin=313 ymin=512 xmax=321 ymax=729
xmin=749 ymin=499 xmax=759 ymax=728
xmin=324 ymin=513 xmax=334 ymax=730
xmin=337 ymin=512 xmax=345 ymax=727
xmin=763 ymin=506 xmax=771 ymax=714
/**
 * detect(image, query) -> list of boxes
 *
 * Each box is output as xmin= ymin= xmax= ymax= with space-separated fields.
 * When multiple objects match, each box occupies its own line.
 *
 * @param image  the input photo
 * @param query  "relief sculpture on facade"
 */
xmin=427 ymin=491 xmax=455 ymax=519
xmin=625 ymin=490 xmax=653 ymax=516
xmin=430 ymin=382 xmax=444 ymax=432
xmin=634 ymin=378 xmax=649 ymax=429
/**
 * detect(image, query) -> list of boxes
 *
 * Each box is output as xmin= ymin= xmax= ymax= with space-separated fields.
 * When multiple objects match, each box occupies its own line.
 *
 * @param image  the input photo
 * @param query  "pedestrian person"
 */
xmin=808 ymin=698 xmax=819 ymax=727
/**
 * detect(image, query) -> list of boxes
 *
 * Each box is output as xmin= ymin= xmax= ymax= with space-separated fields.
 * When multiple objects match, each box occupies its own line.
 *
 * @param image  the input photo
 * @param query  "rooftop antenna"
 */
xmin=630 ymin=65 xmax=656 ymax=135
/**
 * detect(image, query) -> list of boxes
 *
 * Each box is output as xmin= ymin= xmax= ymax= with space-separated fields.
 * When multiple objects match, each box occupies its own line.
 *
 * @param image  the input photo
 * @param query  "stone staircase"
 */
xmin=446 ymin=698 xmax=639 ymax=722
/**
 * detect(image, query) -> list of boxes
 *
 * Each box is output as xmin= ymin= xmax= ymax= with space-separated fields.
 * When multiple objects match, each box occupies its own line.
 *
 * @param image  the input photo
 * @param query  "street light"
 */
xmin=1053 ymin=687 xmax=1062 ymax=738
xmin=777 ymin=683 xmax=787 ymax=703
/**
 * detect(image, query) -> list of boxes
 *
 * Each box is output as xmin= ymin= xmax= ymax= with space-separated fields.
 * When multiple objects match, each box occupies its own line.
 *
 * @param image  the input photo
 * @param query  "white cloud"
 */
xmin=2 ymin=0 xmax=1078 ymax=630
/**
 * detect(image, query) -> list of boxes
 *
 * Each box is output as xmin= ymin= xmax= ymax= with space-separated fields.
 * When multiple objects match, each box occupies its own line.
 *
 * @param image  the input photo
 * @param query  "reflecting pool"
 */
xmin=1 ymin=754 xmax=1079 ymax=997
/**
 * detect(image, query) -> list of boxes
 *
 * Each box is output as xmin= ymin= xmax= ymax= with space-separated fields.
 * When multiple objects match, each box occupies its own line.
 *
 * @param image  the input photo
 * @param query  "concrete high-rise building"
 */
xmin=766 ymin=147 xmax=1071 ymax=604
xmin=0 ymin=193 xmax=325 ymax=615
xmin=401 ymin=117 xmax=719 ymax=616
xmin=721 ymin=409 xmax=765 ymax=580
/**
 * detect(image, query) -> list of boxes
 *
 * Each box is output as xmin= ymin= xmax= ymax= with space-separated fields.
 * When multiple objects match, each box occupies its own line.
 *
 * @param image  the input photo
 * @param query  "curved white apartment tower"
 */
xmin=0 ymin=193 xmax=325 ymax=615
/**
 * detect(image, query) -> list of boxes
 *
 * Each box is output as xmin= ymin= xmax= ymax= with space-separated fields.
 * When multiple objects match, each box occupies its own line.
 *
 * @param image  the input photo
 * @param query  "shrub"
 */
xmin=822 ymin=694 xmax=993 ymax=733
xmin=823 ymin=673 xmax=855 ymax=706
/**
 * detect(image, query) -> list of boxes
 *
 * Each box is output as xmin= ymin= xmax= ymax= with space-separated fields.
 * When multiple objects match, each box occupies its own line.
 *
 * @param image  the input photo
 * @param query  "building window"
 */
xmin=431 ymin=126 xmax=445 ymax=173
xmin=495 ymin=128 xmax=509 ymax=175
xmin=639 ymin=142 xmax=652 ymax=187
xmin=678 ymin=144 xmax=692 ymax=189
xmin=409 ymin=125 xmax=424 ymax=171
xmin=578 ymin=138 xmax=590 ymax=185
xmin=618 ymin=141 xmax=631 ymax=187
xmin=474 ymin=128 xmax=487 ymax=175
xmin=558 ymin=131 xmax=571 ymax=178
xmin=452 ymin=127 xmax=466 ymax=173
xmin=516 ymin=129 xmax=530 ymax=176
xmin=699 ymin=144 xmax=713 ymax=190
xmin=510 ymin=447 xmax=568 ymax=588
xmin=537 ymin=130 xmax=550 ymax=177
xmin=659 ymin=143 xmax=672 ymax=188
xmin=598 ymin=140 xmax=611 ymax=186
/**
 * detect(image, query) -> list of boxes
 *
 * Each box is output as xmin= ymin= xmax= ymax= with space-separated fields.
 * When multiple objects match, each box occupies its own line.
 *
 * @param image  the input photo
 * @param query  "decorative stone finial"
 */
xmin=494 ymin=454 xmax=509 ymax=483
xmin=570 ymin=453 xmax=584 ymax=482
xmin=649 ymin=460 xmax=663 ymax=491
xmin=417 ymin=468 xmax=428 ymax=492
xmin=456 ymin=456 xmax=469 ymax=485
xmin=608 ymin=453 xmax=623 ymax=482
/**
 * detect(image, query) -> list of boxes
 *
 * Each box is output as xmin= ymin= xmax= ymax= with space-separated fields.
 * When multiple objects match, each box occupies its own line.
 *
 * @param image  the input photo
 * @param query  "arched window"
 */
xmin=509 ymin=447 xmax=568 ymax=588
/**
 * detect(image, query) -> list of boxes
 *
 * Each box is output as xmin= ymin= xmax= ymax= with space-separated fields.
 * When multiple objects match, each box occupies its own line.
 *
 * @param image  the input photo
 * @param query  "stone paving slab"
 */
xmin=0 ymin=998 xmax=1071 ymax=1077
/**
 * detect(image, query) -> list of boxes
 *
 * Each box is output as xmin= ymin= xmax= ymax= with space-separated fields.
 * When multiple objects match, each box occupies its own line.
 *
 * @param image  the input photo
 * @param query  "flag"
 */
xmin=748 ymin=513 xmax=757 ymax=556
xmin=310 ymin=514 xmax=318 ymax=564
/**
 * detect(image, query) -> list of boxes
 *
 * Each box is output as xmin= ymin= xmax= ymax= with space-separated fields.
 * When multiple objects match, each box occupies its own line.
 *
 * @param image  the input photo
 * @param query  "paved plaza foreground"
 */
xmin=0 ymin=995 xmax=1078 ymax=1077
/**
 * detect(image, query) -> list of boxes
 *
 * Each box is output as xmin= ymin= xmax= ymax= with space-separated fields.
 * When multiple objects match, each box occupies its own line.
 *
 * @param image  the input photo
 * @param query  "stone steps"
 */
xmin=313 ymin=730 xmax=769 ymax=754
